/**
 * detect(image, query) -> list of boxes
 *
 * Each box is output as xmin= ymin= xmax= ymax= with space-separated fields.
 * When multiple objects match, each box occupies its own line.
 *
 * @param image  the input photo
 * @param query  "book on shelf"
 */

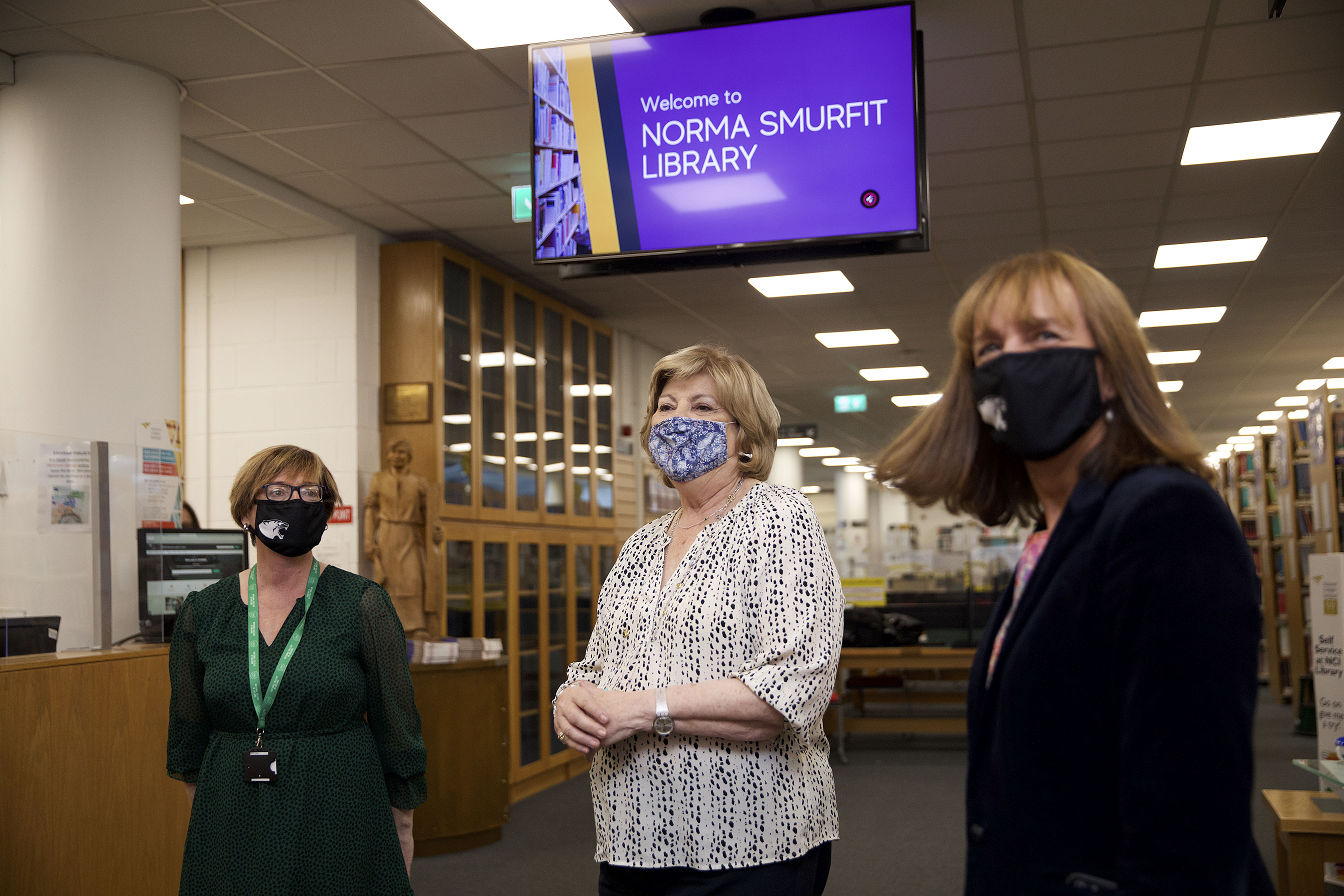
xmin=1239 ymin=484 xmax=1254 ymax=512
xmin=407 ymin=639 xmax=459 ymax=664
xmin=1251 ymin=549 xmax=1263 ymax=577
xmin=1237 ymin=453 xmax=1255 ymax=476
xmin=456 ymin=637 xmax=504 ymax=659
xmin=1295 ymin=462 xmax=1312 ymax=498
xmin=1269 ymin=513 xmax=1282 ymax=537
xmin=1298 ymin=506 xmax=1316 ymax=535
xmin=1242 ymin=518 xmax=1259 ymax=540
xmin=1277 ymin=589 xmax=1287 ymax=613
xmin=1267 ymin=479 xmax=1279 ymax=504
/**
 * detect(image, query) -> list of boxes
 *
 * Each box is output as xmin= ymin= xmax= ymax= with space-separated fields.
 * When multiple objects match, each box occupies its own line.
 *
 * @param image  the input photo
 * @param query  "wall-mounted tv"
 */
xmin=530 ymin=3 xmax=927 ymax=277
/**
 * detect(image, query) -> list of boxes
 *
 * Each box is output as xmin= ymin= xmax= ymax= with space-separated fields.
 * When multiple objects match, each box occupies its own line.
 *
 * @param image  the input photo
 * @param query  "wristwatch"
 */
xmin=653 ymin=687 xmax=674 ymax=736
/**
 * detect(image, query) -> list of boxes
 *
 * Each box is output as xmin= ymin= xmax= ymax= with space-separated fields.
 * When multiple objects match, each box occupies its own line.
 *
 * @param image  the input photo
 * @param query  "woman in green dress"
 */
xmin=167 ymin=444 xmax=427 ymax=895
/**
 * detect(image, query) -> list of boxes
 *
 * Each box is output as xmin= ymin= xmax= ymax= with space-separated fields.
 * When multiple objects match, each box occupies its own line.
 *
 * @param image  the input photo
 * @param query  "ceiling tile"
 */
xmin=1038 ymin=130 xmax=1182 ymax=177
xmin=276 ymin=221 xmax=345 ymax=238
xmin=402 ymin=197 xmax=514 ymax=231
xmin=1217 ymin=0 xmax=1344 ymax=24
xmin=266 ymin=120 xmax=444 ymax=169
xmin=1192 ymin=67 xmax=1344 ymax=126
xmin=180 ymin=98 xmax=244 ymax=138
xmin=915 ymin=0 xmax=1019 ymax=60
xmin=935 ymin=209 xmax=1041 ymax=240
xmin=1035 ymin=86 xmax=1190 ymax=142
xmin=446 ymin=221 xmax=534 ymax=255
xmin=926 ymin=104 xmax=1030 ymax=154
xmin=1170 ymin=155 xmax=1312 ymax=194
xmin=1023 ymin=0 xmax=1211 ymax=47
xmin=1046 ymin=198 xmax=1163 ymax=231
xmin=186 ymin=70 xmax=380 ymax=131
xmin=1049 ymin=223 xmax=1158 ymax=251
xmin=403 ymin=106 xmax=531 ymax=160
xmin=0 ymin=6 xmax=40 ymax=29
xmin=198 ymin=133 xmax=319 ymax=175
xmin=63 ymin=9 xmax=298 ymax=80
xmin=229 ymin=0 xmax=467 ymax=65
xmin=5 ymin=0 xmax=204 ymax=24
xmin=342 ymin=202 xmax=432 ymax=234
xmin=180 ymin=160 xmax=253 ymax=201
xmin=324 ymin=54 xmax=527 ymax=118
xmin=476 ymin=45 xmax=531 ymax=93
xmin=930 ymin=179 xmax=1039 ymax=216
xmin=180 ymin=202 xmax=278 ymax=240
xmin=928 ymin=144 xmax=1035 ymax=187
xmin=461 ymin=153 xmax=532 ymax=193
xmin=1204 ymin=12 xmax=1344 ymax=81
xmin=340 ymin=160 xmax=497 ymax=203
xmin=279 ymin=171 xmax=380 ymax=209
xmin=212 ymin=195 xmax=328 ymax=230
xmin=0 ymin=26 xmax=95 ymax=54
xmin=923 ymin=53 xmax=1024 ymax=112
xmin=1042 ymin=167 xmax=1170 ymax=206
xmin=1030 ymin=31 xmax=1203 ymax=99
xmin=1159 ymin=213 xmax=1279 ymax=243
xmin=1164 ymin=188 xmax=1292 ymax=222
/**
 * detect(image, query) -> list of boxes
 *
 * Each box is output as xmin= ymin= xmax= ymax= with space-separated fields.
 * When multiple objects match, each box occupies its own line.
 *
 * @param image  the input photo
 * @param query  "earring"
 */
xmin=739 ymin=452 xmax=753 ymax=460
xmin=1105 ymin=407 xmax=1115 ymax=423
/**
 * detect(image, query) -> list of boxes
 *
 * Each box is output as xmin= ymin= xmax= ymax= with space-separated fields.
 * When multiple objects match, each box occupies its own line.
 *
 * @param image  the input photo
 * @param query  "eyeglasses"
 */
xmin=259 ymin=483 xmax=326 ymax=503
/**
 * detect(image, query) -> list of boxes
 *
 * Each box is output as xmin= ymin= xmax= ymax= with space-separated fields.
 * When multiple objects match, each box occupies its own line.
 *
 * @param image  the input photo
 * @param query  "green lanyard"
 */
xmin=247 ymin=559 xmax=320 ymax=746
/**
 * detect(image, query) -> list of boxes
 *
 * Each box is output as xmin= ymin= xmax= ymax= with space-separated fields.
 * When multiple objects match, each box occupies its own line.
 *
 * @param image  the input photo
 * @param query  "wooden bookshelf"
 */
xmin=1306 ymin=387 xmax=1344 ymax=555
xmin=532 ymin=46 xmax=589 ymax=258
xmin=1275 ymin=416 xmax=1314 ymax=710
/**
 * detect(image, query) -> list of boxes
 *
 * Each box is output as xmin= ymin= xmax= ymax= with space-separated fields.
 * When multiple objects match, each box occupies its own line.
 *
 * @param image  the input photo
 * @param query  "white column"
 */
xmin=833 ymin=469 xmax=870 ymax=579
xmin=0 ymin=54 xmax=181 ymax=441
xmin=769 ymin=446 xmax=802 ymax=489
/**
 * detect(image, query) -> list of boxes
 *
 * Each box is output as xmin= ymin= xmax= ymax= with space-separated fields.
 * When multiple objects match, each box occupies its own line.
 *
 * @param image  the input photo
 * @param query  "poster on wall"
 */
xmin=37 ymin=441 xmax=92 ymax=533
xmin=1310 ymin=554 xmax=1344 ymax=767
xmin=136 ymin=419 xmax=183 ymax=529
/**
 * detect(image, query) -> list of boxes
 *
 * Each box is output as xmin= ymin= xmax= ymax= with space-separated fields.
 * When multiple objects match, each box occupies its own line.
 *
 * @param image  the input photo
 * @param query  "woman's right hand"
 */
xmin=554 ymin=681 xmax=612 ymax=756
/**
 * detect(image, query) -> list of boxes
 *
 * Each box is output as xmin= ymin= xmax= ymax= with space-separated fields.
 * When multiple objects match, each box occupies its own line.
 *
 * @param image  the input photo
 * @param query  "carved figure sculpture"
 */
xmin=364 ymin=440 xmax=443 ymax=639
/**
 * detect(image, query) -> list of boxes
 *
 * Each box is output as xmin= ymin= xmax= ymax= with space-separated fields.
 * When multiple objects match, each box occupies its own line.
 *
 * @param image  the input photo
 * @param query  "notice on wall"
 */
xmin=38 ymin=441 xmax=92 ymax=533
xmin=1310 ymin=554 xmax=1344 ymax=761
xmin=136 ymin=419 xmax=182 ymax=529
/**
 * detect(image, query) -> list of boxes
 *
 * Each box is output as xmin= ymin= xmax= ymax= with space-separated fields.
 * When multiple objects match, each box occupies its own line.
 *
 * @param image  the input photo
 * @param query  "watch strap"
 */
xmin=655 ymin=687 xmax=669 ymax=720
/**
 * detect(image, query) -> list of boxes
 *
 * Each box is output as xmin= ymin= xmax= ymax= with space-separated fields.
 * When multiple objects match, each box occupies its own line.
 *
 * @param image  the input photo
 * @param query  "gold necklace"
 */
xmin=671 ymin=477 xmax=744 ymax=530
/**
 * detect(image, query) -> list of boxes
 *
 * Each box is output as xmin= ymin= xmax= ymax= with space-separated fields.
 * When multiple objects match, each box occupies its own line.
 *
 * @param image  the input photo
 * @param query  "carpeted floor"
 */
xmin=411 ymin=687 xmax=1315 ymax=896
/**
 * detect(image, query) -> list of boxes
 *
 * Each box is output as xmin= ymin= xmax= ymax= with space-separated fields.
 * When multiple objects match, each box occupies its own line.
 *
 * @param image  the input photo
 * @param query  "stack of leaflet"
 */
xmin=456 ymin=638 xmax=503 ymax=660
xmin=406 ymin=639 xmax=459 ymax=664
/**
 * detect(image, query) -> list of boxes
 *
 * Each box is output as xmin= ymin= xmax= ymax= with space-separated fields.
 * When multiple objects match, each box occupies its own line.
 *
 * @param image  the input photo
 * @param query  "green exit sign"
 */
xmin=835 ymin=394 xmax=867 ymax=413
xmin=511 ymin=185 xmax=532 ymax=222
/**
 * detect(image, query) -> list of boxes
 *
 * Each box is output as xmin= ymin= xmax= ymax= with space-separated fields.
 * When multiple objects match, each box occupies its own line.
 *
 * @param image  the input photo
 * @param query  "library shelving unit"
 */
xmin=533 ymin=47 xmax=589 ymax=259
xmin=1271 ymin=416 xmax=1315 ymax=713
xmin=1306 ymin=387 xmax=1344 ymax=555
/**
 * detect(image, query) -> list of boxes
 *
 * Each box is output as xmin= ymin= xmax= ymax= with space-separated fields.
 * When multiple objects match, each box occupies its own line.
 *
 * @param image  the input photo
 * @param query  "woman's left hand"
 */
xmin=392 ymin=807 xmax=413 ymax=878
xmin=556 ymin=681 xmax=651 ymax=752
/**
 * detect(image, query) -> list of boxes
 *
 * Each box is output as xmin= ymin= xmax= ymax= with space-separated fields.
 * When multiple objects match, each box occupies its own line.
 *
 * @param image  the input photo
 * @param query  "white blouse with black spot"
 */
xmin=559 ymin=481 xmax=844 ymax=870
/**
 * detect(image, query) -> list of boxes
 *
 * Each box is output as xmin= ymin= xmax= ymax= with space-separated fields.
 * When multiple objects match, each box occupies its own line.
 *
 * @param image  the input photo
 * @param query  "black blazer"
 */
xmin=964 ymin=465 xmax=1274 ymax=896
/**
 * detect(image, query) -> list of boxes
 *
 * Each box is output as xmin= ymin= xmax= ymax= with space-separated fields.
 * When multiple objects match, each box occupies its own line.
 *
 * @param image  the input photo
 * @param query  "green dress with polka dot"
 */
xmin=167 ymin=565 xmax=427 ymax=896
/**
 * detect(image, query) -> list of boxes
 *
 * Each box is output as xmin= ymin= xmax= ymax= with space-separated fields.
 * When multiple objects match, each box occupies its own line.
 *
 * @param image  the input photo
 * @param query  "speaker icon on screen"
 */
xmin=860 ymin=190 xmax=880 ymax=208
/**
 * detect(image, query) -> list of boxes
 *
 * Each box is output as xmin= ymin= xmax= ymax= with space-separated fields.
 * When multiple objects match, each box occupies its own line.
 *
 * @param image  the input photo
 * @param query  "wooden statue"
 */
xmin=364 ymin=439 xmax=443 ymax=639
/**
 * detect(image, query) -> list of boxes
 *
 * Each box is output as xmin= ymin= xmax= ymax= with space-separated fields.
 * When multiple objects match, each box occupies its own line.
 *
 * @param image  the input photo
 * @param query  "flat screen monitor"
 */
xmin=1 ymin=616 xmax=60 ymax=657
xmin=138 ymin=529 xmax=249 ymax=640
xmin=530 ymin=4 xmax=927 ymax=275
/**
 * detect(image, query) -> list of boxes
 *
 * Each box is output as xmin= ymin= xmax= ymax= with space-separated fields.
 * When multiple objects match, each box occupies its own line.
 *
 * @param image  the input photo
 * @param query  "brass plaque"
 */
xmin=384 ymin=383 xmax=432 ymax=424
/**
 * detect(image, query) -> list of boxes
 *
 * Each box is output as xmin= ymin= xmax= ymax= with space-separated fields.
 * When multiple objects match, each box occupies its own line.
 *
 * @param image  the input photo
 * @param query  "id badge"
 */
xmin=244 ymin=749 xmax=278 ymax=783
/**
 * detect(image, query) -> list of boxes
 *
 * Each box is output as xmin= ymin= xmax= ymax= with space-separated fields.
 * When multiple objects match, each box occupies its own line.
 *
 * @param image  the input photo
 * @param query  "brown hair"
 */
xmin=875 ymin=250 xmax=1214 ymax=525
xmin=640 ymin=344 xmax=780 ymax=487
xmin=228 ymin=445 xmax=341 ymax=529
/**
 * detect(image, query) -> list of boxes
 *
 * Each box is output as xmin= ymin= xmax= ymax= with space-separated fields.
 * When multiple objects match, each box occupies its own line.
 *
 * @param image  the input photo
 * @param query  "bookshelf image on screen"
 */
xmin=533 ymin=47 xmax=591 ymax=259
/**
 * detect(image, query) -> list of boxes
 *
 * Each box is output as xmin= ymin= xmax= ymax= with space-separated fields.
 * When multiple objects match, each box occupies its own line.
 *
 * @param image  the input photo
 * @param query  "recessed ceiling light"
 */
xmin=1324 ymin=357 xmax=1344 ymax=369
xmin=1158 ymin=381 xmax=1183 ymax=392
xmin=1257 ymin=410 xmax=1283 ymax=421
xmin=821 ymin=456 xmax=861 ymax=466
xmin=418 ymin=0 xmax=631 ymax=49
xmin=448 ymin=442 xmax=471 ymax=452
xmin=892 ymin=393 xmax=942 ymax=407
xmin=1181 ymin=112 xmax=1340 ymax=165
xmin=748 ymin=271 xmax=853 ymax=297
xmin=777 ymin=437 xmax=814 ymax=447
xmin=1228 ymin=436 xmax=1255 ymax=445
xmin=1239 ymin=426 xmax=1261 ymax=435
xmin=443 ymin=414 xmax=472 ymax=425
xmin=1153 ymin=238 xmax=1266 ymax=269
xmin=465 ymin=351 xmax=538 ymax=368
xmin=815 ymin=328 xmax=898 ymax=348
xmin=1289 ymin=409 xmax=1310 ymax=419
xmin=843 ymin=465 xmax=873 ymax=473
xmin=1276 ymin=396 xmax=1309 ymax=407
xmin=1147 ymin=350 xmax=1200 ymax=365
xmin=1137 ymin=307 xmax=1226 ymax=328
xmin=1260 ymin=426 xmax=1279 ymax=435
xmin=800 ymin=485 xmax=821 ymax=494
xmin=860 ymin=366 xmax=929 ymax=381
xmin=569 ymin=383 xmax=612 ymax=396
xmin=1298 ymin=379 xmax=1327 ymax=390
xmin=179 ymin=195 xmax=194 ymax=205
xmin=799 ymin=446 xmax=840 ymax=457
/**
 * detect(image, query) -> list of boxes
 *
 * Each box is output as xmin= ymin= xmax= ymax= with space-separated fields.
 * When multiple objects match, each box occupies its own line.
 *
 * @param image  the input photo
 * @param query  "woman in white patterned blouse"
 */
xmin=554 ymin=344 xmax=844 ymax=896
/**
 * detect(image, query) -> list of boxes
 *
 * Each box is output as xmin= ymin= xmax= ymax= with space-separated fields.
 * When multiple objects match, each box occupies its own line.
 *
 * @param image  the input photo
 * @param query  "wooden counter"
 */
xmin=0 ymin=647 xmax=511 ymax=895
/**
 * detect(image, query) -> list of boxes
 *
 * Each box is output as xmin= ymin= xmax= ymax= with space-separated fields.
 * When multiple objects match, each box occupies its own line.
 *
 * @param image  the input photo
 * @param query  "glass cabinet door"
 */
xmin=444 ymin=540 xmax=473 ymax=637
xmin=547 ymin=543 xmax=570 ymax=756
xmin=595 ymin=331 xmax=613 ymax=518
xmin=575 ymin=544 xmax=593 ymax=659
xmin=518 ymin=542 xmax=541 ymax=767
xmin=571 ymin=322 xmax=591 ymax=516
xmin=442 ymin=260 xmax=472 ymax=506
xmin=480 ymin=278 xmax=507 ymax=509
xmin=543 ymin=308 xmax=565 ymax=515
xmin=514 ymin=295 xmax=539 ymax=512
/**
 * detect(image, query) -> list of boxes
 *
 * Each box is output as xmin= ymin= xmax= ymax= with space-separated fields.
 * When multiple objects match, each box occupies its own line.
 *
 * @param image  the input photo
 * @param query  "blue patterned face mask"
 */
xmin=648 ymin=417 xmax=733 ymax=482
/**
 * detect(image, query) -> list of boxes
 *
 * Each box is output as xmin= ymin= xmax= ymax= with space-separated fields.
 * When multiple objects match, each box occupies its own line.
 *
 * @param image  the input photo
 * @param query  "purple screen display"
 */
xmin=610 ymin=6 xmax=917 ymax=252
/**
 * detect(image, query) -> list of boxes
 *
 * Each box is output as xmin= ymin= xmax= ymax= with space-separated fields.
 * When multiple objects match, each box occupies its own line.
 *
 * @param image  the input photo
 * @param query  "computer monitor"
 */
xmin=1 ymin=616 xmax=60 ymax=657
xmin=138 ymin=528 xmax=249 ymax=641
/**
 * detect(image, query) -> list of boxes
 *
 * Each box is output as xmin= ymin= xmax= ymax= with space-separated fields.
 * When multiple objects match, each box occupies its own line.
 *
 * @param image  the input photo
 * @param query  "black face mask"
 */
xmin=971 ymin=347 xmax=1107 ymax=461
xmin=249 ymin=499 xmax=327 ymax=558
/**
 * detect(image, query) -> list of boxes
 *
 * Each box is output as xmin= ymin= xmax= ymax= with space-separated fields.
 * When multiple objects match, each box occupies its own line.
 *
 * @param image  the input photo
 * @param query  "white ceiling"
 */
xmin=2 ymin=0 xmax=1342 ymax=478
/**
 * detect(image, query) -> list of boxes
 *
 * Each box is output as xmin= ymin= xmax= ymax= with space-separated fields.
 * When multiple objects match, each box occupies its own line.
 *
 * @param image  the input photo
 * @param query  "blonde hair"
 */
xmin=228 ymin=445 xmax=341 ymax=529
xmin=640 ymin=344 xmax=780 ymax=487
xmin=875 ymin=250 xmax=1214 ymax=525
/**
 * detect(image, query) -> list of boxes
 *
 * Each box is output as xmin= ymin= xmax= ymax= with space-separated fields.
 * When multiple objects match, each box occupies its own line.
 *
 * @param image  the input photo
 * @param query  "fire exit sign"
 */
xmin=834 ymin=394 xmax=867 ymax=413
xmin=511 ymin=185 xmax=532 ymax=223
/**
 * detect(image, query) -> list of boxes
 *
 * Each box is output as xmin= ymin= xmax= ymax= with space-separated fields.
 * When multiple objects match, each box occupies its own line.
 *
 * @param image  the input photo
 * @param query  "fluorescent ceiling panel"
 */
xmin=799 ymin=447 xmax=840 ymax=457
xmin=800 ymin=485 xmax=821 ymax=494
xmin=777 ymin=437 xmax=814 ymax=447
xmin=443 ymin=414 xmax=471 ymax=425
xmin=843 ymin=465 xmax=873 ymax=473
xmin=892 ymin=393 xmax=942 ymax=407
xmin=1289 ymin=410 xmax=1309 ymax=419
xmin=570 ymin=384 xmax=612 ymax=396
xmin=1148 ymin=350 xmax=1200 ymax=365
xmin=748 ymin=271 xmax=853 ymax=298
xmin=1238 ymin=426 xmax=1260 ymax=435
xmin=1158 ymin=381 xmax=1183 ymax=392
xmin=815 ymin=328 xmax=899 ymax=348
xmin=1257 ymin=411 xmax=1283 ymax=421
xmin=821 ymin=457 xmax=861 ymax=466
xmin=179 ymin=195 xmax=194 ymax=205
xmin=466 ymin=351 xmax=536 ymax=367
xmin=1298 ymin=379 xmax=1327 ymax=390
xmin=1260 ymin=426 xmax=1278 ymax=435
xmin=419 ymin=0 xmax=631 ymax=49
xmin=1153 ymin=238 xmax=1266 ymax=268
xmin=1181 ymin=112 xmax=1340 ymax=165
xmin=860 ymin=366 xmax=929 ymax=381
xmin=1324 ymin=357 xmax=1344 ymax=369
xmin=1276 ymin=396 xmax=1308 ymax=407
xmin=1228 ymin=436 xmax=1255 ymax=445
xmin=1137 ymin=306 xmax=1226 ymax=328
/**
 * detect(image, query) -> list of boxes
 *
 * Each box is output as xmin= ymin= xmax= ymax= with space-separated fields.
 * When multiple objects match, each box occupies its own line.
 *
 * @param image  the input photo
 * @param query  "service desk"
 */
xmin=831 ymin=646 xmax=977 ymax=762
xmin=1262 ymin=789 xmax=1344 ymax=896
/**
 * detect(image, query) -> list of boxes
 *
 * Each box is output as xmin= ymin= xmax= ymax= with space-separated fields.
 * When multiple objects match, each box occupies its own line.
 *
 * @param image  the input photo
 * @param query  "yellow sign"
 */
xmin=841 ymin=576 xmax=887 ymax=607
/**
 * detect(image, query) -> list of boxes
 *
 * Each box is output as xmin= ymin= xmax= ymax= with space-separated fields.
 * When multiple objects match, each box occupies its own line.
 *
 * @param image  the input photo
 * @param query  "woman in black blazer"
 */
xmin=877 ymin=250 xmax=1273 ymax=895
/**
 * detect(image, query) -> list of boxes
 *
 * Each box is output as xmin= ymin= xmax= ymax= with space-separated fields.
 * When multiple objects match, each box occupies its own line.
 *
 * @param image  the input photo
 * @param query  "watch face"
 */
xmin=654 ymin=716 xmax=674 ymax=736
